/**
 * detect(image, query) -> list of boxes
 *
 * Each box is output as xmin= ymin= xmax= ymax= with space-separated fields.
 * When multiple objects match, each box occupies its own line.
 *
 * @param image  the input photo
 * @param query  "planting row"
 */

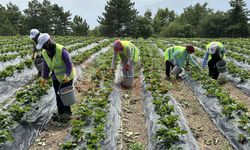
xmin=0 ymin=38 xmax=102 ymax=80
xmin=61 ymin=48 xmax=114 ymax=149
xmin=187 ymin=66 xmax=250 ymax=149
xmin=136 ymin=39 xmax=195 ymax=149
xmin=156 ymin=39 xmax=250 ymax=149
xmin=0 ymin=39 xmax=112 ymax=146
xmin=0 ymin=36 xmax=89 ymax=54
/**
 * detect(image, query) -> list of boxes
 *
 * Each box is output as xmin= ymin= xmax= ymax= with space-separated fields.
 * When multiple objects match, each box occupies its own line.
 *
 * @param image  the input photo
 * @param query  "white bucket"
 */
xmin=58 ymin=86 xmax=77 ymax=106
xmin=171 ymin=66 xmax=183 ymax=77
xmin=122 ymin=71 xmax=134 ymax=88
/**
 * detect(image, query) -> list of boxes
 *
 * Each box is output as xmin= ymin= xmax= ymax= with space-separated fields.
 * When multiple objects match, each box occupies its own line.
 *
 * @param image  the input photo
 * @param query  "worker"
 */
xmin=37 ymin=33 xmax=76 ymax=116
xmin=29 ymin=29 xmax=43 ymax=76
xmin=164 ymin=45 xmax=199 ymax=80
xmin=111 ymin=39 xmax=140 ymax=76
xmin=202 ymin=42 xmax=226 ymax=80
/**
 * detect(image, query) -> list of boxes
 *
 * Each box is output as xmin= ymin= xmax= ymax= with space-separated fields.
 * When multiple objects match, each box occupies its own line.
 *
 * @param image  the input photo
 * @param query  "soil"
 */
xmin=29 ymin=121 xmax=70 ymax=150
xmin=169 ymin=79 xmax=232 ymax=150
xmin=29 ymin=51 xmax=98 ymax=150
xmin=120 ymin=78 xmax=148 ymax=149
xmin=75 ymin=80 xmax=95 ymax=92
xmin=223 ymin=82 xmax=250 ymax=109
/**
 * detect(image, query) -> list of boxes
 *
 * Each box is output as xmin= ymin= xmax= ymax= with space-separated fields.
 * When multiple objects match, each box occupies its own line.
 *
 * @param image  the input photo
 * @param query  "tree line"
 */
xmin=0 ymin=0 xmax=89 ymax=36
xmin=98 ymin=0 xmax=250 ymax=38
xmin=0 ymin=0 xmax=249 ymax=38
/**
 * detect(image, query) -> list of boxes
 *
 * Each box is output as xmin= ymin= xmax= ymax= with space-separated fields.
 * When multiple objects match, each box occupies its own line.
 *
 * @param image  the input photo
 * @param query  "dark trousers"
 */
xmin=36 ymin=55 xmax=43 ymax=77
xmin=52 ymin=79 xmax=73 ymax=114
xmin=208 ymin=57 xmax=220 ymax=80
xmin=165 ymin=60 xmax=175 ymax=78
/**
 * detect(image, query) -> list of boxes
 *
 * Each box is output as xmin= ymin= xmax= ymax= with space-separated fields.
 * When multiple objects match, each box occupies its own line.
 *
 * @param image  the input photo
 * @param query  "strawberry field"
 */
xmin=0 ymin=36 xmax=250 ymax=150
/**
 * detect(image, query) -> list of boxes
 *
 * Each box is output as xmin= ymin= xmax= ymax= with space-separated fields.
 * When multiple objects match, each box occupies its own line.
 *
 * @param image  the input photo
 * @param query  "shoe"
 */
xmin=37 ymin=72 xmax=42 ymax=77
xmin=51 ymin=113 xmax=59 ymax=121
xmin=58 ymin=114 xmax=72 ymax=123
xmin=165 ymin=77 xmax=171 ymax=81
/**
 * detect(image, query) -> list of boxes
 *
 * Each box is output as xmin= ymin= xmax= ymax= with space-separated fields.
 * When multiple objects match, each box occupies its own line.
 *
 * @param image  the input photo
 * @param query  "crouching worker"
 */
xmin=37 ymin=33 xmax=76 ymax=116
xmin=202 ymin=42 xmax=226 ymax=80
xmin=111 ymin=39 xmax=140 ymax=75
xmin=164 ymin=45 xmax=200 ymax=80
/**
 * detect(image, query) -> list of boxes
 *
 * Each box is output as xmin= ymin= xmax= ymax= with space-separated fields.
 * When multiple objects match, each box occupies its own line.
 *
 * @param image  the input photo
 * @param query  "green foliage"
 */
xmin=137 ymin=40 xmax=187 ymax=148
xmin=160 ymin=21 xmax=194 ymax=37
xmin=179 ymin=3 xmax=212 ymax=28
xmin=0 ymin=130 xmax=13 ymax=144
xmin=227 ymin=0 xmax=249 ymax=37
xmin=61 ymin=141 xmax=77 ymax=150
xmin=98 ymin=0 xmax=138 ymax=37
xmin=1 ymin=0 xmax=250 ymax=37
xmin=0 ymin=3 xmax=22 ymax=35
xmin=0 ymin=0 xmax=88 ymax=35
xmin=127 ymin=141 xmax=145 ymax=150
xmin=62 ymin=48 xmax=115 ymax=149
xmin=71 ymin=15 xmax=89 ymax=36
xmin=134 ymin=10 xmax=154 ymax=38
xmin=153 ymin=8 xmax=176 ymax=34
xmin=198 ymin=11 xmax=229 ymax=37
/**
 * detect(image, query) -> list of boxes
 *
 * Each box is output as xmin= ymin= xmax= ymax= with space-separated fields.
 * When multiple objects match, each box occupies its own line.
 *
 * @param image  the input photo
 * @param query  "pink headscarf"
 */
xmin=114 ymin=39 xmax=122 ymax=52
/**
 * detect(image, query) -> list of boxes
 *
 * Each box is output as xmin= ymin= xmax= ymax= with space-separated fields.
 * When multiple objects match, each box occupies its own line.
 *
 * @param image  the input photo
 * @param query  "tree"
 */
xmin=51 ymin=4 xmax=72 ymax=35
xmin=159 ymin=21 xmax=194 ymax=37
xmin=98 ymin=0 xmax=138 ymax=37
xmin=23 ymin=0 xmax=43 ymax=32
xmin=198 ymin=12 xmax=229 ymax=37
xmin=227 ymin=0 xmax=249 ymax=37
xmin=134 ymin=10 xmax=154 ymax=38
xmin=153 ymin=8 xmax=176 ymax=34
xmin=0 ymin=3 xmax=23 ymax=35
xmin=5 ymin=2 xmax=22 ymax=34
xmin=71 ymin=15 xmax=89 ymax=36
xmin=88 ymin=26 xmax=102 ymax=37
xmin=0 ymin=16 xmax=16 ymax=36
xmin=39 ymin=0 xmax=53 ymax=33
xmin=179 ymin=3 xmax=212 ymax=36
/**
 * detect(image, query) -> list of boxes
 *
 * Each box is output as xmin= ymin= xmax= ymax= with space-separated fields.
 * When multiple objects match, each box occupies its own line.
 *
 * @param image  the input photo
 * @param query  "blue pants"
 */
xmin=52 ymin=79 xmax=73 ymax=114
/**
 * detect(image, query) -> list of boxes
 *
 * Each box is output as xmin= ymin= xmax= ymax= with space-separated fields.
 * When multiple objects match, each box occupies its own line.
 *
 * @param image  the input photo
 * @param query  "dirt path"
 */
xmin=223 ymin=82 xmax=250 ymax=108
xmin=120 ymin=78 xmax=148 ymax=149
xmin=29 ymin=121 xmax=70 ymax=150
xmin=169 ymin=79 xmax=232 ymax=150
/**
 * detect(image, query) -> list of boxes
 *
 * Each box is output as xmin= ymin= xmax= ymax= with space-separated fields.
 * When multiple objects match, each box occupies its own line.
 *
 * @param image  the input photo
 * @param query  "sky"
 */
xmin=1 ymin=0 xmax=249 ymax=29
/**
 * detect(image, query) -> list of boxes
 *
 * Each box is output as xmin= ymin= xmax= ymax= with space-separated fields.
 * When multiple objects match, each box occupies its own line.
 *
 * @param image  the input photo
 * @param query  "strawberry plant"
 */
xmin=136 ymin=39 xmax=187 ymax=149
xmin=61 ymin=48 xmax=115 ymax=149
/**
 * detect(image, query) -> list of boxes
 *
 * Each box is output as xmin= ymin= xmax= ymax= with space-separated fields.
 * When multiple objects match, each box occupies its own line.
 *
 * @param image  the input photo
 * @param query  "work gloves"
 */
xmin=40 ymin=78 xmax=46 ymax=87
xmin=31 ymin=53 xmax=37 ymax=60
xmin=63 ymin=74 xmax=70 ymax=83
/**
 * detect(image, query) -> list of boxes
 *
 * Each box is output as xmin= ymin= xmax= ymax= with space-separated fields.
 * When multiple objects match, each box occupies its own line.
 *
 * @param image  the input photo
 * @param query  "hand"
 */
xmin=40 ymin=78 xmax=46 ymax=87
xmin=31 ymin=53 xmax=36 ymax=60
xmin=125 ymin=64 xmax=130 ymax=71
xmin=63 ymin=74 xmax=70 ymax=83
xmin=110 ymin=68 xmax=115 ymax=73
